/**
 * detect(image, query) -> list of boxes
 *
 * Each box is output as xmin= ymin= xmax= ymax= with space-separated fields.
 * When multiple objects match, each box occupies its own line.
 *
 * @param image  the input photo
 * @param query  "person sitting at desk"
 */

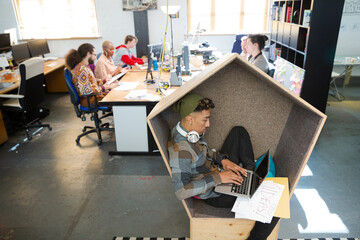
xmin=113 ymin=35 xmax=147 ymax=68
xmin=65 ymin=43 xmax=117 ymax=107
xmin=168 ymin=93 xmax=279 ymax=240
xmin=95 ymin=40 xmax=127 ymax=81
xmin=244 ymin=34 xmax=269 ymax=74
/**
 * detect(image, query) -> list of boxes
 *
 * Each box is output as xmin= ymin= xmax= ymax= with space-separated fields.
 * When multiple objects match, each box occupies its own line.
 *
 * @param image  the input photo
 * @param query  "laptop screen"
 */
xmin=250 ymin=150 xmax=270 ymax=196
xmin=255 ymin=150 xmax=270 ymax=179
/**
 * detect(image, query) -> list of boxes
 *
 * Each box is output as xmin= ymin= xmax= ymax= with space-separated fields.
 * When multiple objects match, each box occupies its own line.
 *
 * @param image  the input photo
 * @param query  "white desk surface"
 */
xmin=333 ymin=56 xmax=360 ymax=66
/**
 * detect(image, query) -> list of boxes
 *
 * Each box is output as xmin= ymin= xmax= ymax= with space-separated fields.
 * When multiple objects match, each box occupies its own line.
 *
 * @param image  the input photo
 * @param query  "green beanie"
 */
xmin=173 ymin=93 xmax=203 ymax=118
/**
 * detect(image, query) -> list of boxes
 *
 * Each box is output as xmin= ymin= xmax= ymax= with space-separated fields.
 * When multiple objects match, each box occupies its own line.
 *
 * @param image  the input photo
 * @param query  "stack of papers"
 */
xmin=124 ymin=90 xmax=147 ymax=100
xmin=231 ymin=179 xmax=286 ymax=223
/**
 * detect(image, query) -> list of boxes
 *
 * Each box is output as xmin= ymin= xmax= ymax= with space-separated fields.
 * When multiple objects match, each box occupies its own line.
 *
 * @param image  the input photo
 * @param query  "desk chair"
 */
xmin=64 ymin=68 xmax=113 ymax=145
xmin=0 ymin=57 xmax=52 ymax=140
xmin=268 ymin=61 xmax=276 ymax=78
xmin=329 ymin=70 xmax=346 ymax=101
xmin=231 ymin=34 xmax=247 ymax=54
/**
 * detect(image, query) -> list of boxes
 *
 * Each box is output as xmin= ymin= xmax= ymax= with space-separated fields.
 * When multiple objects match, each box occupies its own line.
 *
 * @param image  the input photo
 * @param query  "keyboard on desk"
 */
xmin=46 ymin=62 xmax=58 ymax=68
xmin=0 ymin=82 xmax=16 ymax=91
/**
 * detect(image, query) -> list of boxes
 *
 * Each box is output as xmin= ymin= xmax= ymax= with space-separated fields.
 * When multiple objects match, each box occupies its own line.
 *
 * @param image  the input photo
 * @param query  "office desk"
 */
xmin=0 ymin=58 xmax=66 ymax=143
xmin=333 ymin=56 xmax=360 ymax=85
xmin=44 ymin=58 xmax=67 ymax=92
xmin=100 ymin=70 xmax=175 ymax=154
xmin=0 ymin=58 xmax=66 ymax=94
xmin=331 ymin=56 xmax=360 ymax=101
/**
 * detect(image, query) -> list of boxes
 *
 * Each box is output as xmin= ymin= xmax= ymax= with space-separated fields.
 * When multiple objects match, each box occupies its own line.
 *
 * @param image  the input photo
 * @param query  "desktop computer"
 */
xmin=28 ymin=39 xmax=50 ymax=58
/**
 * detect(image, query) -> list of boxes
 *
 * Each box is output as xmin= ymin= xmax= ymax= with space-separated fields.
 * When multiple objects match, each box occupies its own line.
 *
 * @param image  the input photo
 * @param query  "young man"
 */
xmin=168 ymin=93 xmax=279 ymax=240
xmin=113 ymin=35 xmax=147 ymax=68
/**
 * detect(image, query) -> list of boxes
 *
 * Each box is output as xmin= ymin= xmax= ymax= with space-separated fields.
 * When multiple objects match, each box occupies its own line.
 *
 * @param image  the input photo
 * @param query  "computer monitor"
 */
xmin=0 ymin=33 xmax=11 ymax=53
xmin=147 ymin=42 xmax=163 ymax=60
xmin=28 ymin=39 xmax=50 ymax=57
xmin=11 ymin=43 xmax=31 ymax=64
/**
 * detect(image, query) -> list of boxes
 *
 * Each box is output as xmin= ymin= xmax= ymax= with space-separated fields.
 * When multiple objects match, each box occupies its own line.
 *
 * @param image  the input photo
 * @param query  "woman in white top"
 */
xmin=244 ymin=34 xmax=269 ymax=74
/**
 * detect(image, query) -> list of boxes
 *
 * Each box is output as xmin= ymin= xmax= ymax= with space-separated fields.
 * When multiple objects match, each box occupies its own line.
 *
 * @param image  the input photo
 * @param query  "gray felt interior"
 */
xmin=147 ymin=55 xmax=325 ymax=219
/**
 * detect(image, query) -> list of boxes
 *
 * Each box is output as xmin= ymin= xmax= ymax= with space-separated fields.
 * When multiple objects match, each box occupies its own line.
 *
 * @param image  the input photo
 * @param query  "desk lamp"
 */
xmin=160 ymin=5 xmax=180 ymax=69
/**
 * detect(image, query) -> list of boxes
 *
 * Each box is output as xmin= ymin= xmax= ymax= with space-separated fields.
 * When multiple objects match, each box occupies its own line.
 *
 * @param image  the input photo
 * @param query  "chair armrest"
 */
xmin=0 ymin=94 xmax=24 ymax=99
xmin=83 ymin=93 xmax=101 ymax=109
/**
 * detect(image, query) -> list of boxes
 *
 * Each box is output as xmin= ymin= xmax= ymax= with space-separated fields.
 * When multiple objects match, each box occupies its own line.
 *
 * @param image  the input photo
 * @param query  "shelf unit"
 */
xmin=270 ymin=0 xmax=311 ymax=68
xmin=269 ymin=0 xmax=345 ymax=112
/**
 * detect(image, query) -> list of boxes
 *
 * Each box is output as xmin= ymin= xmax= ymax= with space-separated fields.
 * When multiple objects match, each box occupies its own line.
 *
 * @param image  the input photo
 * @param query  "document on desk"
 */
xmin=108 ymin=72 xmax=127 ymax=84
xmin=182 ymin=71 xmax=200 ymax=82
xmin=137 ymin=64 xmax=148 ymax=70
xmin=143 ymin=93 xmax=161 ymax=101
xmin=124 ymin=90 xmax=147 ymax=100
xmin=46 ymin=62 xmax=58 ymax=68
xmin=124 ymin=90 xmax=162 ymax=101
xmin=231 ymin=180 xmax=285 ymax=223
xmin=114 ymin=82 xmax=139 ymax=91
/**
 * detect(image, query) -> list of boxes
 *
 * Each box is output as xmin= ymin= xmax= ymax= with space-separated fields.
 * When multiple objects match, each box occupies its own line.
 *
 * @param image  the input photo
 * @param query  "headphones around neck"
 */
xmin=176 ymin=122 xmax=201 ymax=143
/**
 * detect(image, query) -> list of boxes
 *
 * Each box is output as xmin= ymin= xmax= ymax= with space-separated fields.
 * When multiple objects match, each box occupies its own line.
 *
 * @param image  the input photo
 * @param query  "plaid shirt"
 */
xmin=168 ymin=123 xmax=227 ymax=200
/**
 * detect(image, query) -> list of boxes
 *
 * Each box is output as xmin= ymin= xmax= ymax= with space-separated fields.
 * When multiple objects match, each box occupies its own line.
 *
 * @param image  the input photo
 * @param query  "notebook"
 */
xmin=107 ymin=71 xmax=127 ymax=85
xmin=214 ymin=150 xmax=270 ymax=199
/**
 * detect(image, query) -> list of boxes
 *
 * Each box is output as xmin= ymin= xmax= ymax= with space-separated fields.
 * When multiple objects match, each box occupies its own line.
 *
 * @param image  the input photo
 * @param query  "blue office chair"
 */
xmin=268 ymin=62 xmax=276 ymax=78
xmin=64 ymin=68 xmax=113 ymax=145
xmin=232 ymin=34 xmax=247 ymax=54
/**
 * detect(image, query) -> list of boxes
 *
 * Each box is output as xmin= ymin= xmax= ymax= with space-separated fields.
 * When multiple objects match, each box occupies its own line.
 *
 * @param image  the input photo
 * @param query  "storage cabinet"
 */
xmin=269 ymin=0 xmax=345 ymax=112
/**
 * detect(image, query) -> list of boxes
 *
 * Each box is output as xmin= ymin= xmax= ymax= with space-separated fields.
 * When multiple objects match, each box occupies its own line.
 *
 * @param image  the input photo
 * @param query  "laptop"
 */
xmin=214 ymin=150 xmax=270 ymax=199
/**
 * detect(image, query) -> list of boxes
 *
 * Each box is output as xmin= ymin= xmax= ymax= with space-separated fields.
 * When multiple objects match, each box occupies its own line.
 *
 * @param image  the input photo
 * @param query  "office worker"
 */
xmin=113 ymin=35 xmax=147 ymax=68
xmin=95 ymin=41 xmax=127 ymax=81
xmin=168 ymin=93 xmax=279 ymax=240
xmin=65 ymin=43 xmax=117 ymax=107
xmin=245 ymin=34 xmax=269 ymax=74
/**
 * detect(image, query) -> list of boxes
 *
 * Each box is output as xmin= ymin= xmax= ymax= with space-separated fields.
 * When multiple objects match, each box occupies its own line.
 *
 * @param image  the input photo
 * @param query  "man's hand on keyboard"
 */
xmin=221 ymin=159 xmax=247 ymax=177
xmin=219 ymin=170 xmax=243 ymax=185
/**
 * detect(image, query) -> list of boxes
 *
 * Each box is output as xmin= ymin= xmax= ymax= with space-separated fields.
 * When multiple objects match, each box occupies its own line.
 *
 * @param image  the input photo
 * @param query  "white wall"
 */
xmin=333 ymin=0 xmax=360 ymax=76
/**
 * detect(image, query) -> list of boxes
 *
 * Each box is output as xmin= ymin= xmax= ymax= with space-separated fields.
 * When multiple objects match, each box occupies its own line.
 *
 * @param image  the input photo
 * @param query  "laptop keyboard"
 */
xmin=231 ymin=171 xmax=253 ymax=195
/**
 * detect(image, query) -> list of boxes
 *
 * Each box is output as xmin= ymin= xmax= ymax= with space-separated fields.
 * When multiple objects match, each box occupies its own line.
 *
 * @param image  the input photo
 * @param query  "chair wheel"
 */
xmin=97 ymin=139 xmax=102 ymax=145
xmin=82 ymin=116 xmax=86 ymax=121
xmin=82 ymin=128 xmax=86 ymax=132
xmin=91 ymin=116 xmax=94 ymax=121
xmin=48 ymin=127 xmax=52 ymax=131
xmin=76 ymin=139 xmax=80 ymax=145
